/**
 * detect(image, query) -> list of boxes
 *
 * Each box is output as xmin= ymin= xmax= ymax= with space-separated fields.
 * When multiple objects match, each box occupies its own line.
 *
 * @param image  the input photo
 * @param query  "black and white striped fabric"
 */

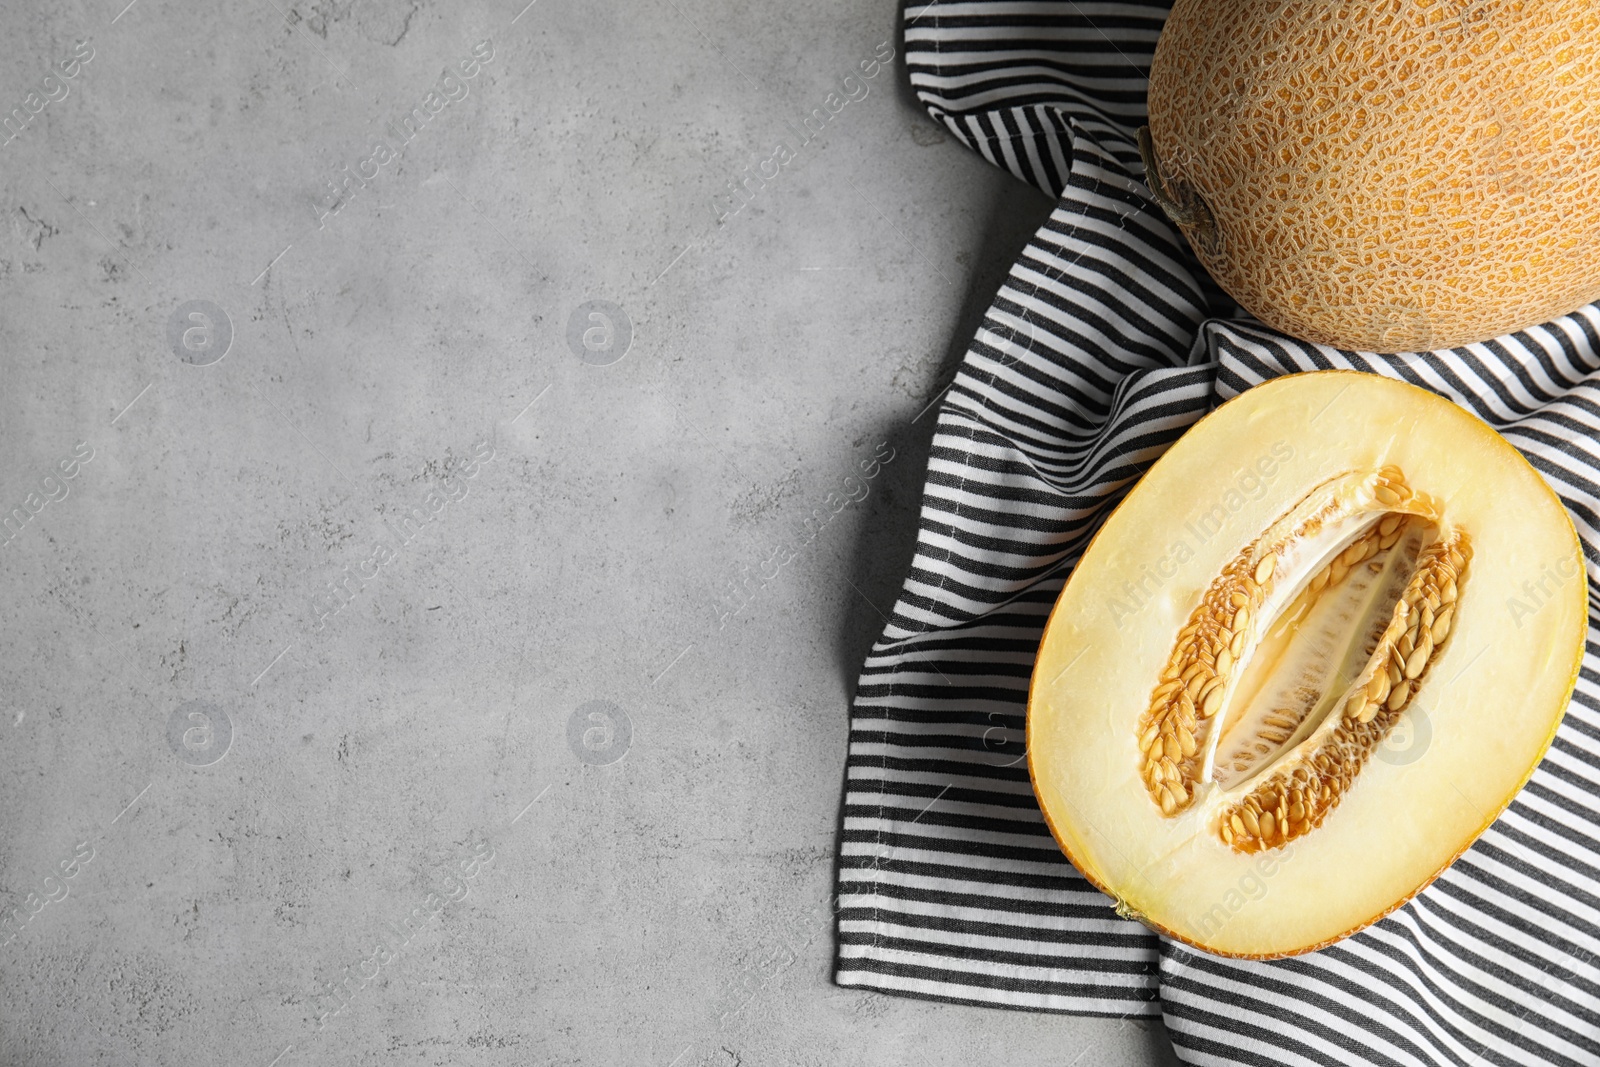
xmin=833 ymin=3 xmax=1600 ymax=1064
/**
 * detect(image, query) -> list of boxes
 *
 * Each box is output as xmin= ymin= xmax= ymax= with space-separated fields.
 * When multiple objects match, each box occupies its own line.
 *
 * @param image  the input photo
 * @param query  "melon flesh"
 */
xmin=1028 ymin=372 xmax=1585 ymax=957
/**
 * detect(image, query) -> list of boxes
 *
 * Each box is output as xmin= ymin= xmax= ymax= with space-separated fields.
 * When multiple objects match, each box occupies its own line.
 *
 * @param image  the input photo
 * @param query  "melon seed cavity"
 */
xmin=1135 ymin=466 xmax=1470 ymax=851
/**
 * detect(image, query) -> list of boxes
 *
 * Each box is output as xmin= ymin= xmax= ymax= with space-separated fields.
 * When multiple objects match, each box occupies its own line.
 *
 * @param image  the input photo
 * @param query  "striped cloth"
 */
xmin=833 ymin=3 xmax=1600 ymax=1064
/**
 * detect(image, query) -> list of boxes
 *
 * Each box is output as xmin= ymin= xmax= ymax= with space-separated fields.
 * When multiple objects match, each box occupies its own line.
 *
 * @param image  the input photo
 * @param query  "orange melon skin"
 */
xmin=1146 ymin=0 xmax=1600 ymax=352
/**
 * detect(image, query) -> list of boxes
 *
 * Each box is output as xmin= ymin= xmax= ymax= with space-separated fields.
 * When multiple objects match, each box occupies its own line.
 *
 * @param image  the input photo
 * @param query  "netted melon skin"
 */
xmin=1146 ymin=0 xmax=1600 ymax=352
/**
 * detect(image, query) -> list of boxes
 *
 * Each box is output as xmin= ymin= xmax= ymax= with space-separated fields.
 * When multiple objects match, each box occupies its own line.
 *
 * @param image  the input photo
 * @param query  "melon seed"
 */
xmin=1404 ymin=638 xmax=1432 ymax=679
xmin=1254 ymin=554 xmax=1277 ymax=584
xmin=1432 ymin=606 xmax=1454 ymax=643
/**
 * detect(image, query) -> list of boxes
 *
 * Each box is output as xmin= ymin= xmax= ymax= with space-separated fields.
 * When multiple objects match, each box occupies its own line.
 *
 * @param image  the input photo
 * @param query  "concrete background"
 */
xmin=0 ymin=0 xmax=1181 ymax=1063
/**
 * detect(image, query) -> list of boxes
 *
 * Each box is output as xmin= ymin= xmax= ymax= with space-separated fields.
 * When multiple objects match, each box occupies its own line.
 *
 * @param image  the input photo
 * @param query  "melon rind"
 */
xmin=1146 ymin=0 xmax=1600 ymax=351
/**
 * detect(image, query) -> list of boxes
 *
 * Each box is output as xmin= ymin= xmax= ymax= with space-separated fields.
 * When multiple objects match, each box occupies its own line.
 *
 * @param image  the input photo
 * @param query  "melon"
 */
xmin=1028 ymin=372 xmax=1586 ymax=957
xmin=1141 ymin=0 xmax=1600 ymax=351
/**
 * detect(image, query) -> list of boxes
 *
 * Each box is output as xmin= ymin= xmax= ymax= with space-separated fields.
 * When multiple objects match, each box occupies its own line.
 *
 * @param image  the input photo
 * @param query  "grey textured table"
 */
xmin=0 ymin=1 xmax=1180 ymax=1063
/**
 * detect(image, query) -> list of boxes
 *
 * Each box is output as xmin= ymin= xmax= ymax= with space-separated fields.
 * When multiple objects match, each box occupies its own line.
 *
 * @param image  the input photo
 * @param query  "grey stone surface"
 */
xmin=0 ymin=1 xmax=1182 ymax=1063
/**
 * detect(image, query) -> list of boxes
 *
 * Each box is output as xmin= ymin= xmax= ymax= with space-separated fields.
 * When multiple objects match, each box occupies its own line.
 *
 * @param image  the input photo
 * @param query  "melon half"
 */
xmin=1028 ymin=372 xmax=1586 ymax=957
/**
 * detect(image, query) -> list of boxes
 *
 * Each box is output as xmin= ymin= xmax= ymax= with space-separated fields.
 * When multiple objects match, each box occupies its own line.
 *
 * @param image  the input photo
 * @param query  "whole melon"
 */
xmin=1143 ymin=0 xmax=1600 ymax=352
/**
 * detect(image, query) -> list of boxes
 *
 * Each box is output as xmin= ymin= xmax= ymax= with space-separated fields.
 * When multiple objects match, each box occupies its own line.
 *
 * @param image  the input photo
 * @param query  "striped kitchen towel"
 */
xmin=833 ymin=2 xmax=1600 ymax=1064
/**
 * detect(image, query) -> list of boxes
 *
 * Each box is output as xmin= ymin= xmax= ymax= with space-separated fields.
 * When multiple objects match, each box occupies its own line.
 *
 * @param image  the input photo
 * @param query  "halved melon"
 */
xmin=1028 ymin=372 xmax=1586 ymax=957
